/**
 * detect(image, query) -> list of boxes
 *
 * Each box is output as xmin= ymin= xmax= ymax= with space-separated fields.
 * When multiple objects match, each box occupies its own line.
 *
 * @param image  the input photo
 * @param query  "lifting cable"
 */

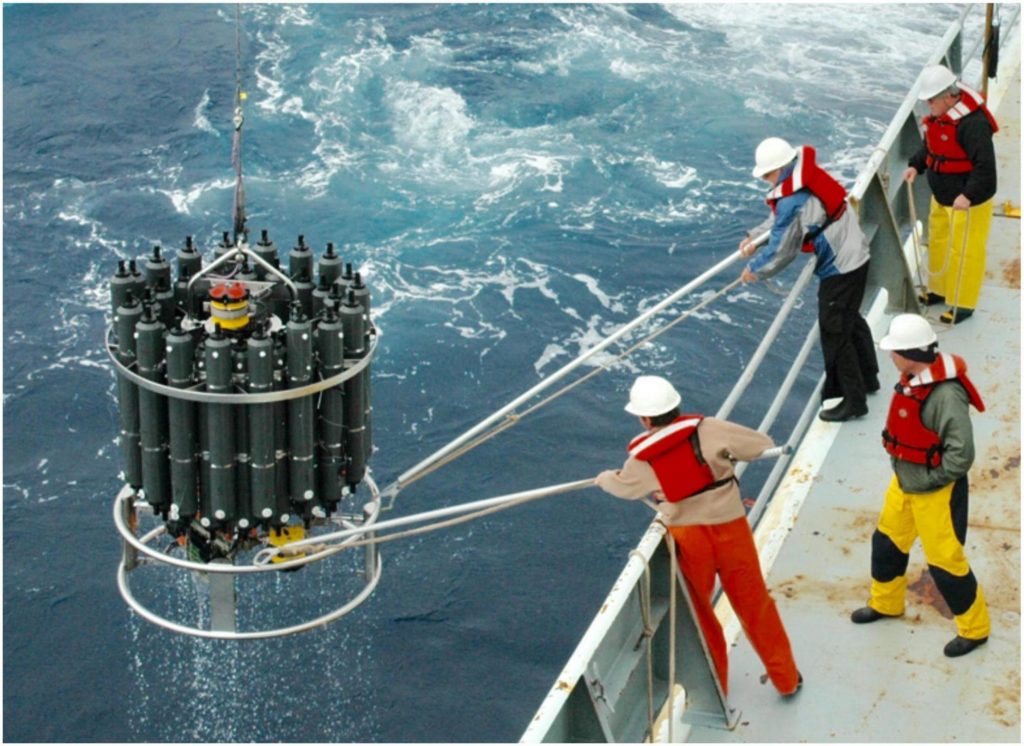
xmin=231 ymin=4 xmax=248 ymax=243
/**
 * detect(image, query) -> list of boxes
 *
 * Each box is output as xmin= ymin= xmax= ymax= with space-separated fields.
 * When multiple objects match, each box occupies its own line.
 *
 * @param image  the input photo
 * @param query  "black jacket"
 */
xmin=909 ymin=108 xmax=997 ymax=206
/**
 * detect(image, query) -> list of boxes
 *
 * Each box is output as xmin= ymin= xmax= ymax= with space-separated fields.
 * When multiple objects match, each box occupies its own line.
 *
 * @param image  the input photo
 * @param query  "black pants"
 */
xmin=818 ymin=261 xmax=876 ymax=406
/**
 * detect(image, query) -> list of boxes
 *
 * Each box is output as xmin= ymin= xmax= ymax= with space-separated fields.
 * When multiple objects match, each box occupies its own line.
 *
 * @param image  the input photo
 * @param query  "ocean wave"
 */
xmin=144 ymin=177 xmax=235 ymax=215
xmin=192 ymin=89 xmax=219 ymax=135
xmin=385 ymin=79 xmax=475 ymax=155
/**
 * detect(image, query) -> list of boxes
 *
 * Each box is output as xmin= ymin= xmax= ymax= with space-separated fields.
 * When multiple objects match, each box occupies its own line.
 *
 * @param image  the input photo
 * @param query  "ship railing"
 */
xmin=520 ymin=4 xmax=1017 ymax=741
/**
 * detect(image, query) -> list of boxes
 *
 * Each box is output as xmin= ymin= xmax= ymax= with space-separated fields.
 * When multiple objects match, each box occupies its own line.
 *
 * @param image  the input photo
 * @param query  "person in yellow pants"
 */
xmin=903 ymin=64 xmax=998 ymax=325
xmin=851 ymin=314 xmax=990 ymax=657
xmin=925 ymin=199 xmax=994 ymax=318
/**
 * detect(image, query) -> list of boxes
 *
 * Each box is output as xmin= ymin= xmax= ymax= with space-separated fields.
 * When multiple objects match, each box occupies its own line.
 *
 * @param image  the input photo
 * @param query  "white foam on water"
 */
xmin=571 ymin=272 xmax=625 ymax=313
xmin=146 ymin=176 xmax=235 ymax=215
xmin=386 ymin=79 xmax=475 ymax=155
xmin=192 ymin=89 xmax=219 ymax=135
xmin=473 ymin=150 xmax=569 ymax=209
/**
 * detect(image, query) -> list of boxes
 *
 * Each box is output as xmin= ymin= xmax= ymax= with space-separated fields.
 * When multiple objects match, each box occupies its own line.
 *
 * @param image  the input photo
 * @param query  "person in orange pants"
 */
xmin=595 ymin=375 xmax=801 ymax=697
xmin=669 ymin=520 xmax=799 ymax=696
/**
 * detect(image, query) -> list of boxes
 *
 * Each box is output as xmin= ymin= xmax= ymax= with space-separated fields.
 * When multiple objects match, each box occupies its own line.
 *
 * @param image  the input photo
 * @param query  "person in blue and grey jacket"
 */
xmin=739 ymin=137 xmax=878 ymax=422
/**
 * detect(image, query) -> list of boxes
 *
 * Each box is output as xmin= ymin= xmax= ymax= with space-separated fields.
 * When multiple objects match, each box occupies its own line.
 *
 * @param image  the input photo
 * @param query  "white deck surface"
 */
xmin=688 ymin=64 xmax=1021 ymax=743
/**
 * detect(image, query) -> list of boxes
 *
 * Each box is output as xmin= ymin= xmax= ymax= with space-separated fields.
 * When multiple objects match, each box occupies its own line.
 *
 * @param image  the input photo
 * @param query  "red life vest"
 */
xmin=882 ymin=353 xmax=985 ymax=468
xmin=765 ymin=145 xmax=849 ymax=253
xmin=923 ymin=83 xmax=999 ymax=174
xmin=628 ymin=415 xmax=733 ymax=502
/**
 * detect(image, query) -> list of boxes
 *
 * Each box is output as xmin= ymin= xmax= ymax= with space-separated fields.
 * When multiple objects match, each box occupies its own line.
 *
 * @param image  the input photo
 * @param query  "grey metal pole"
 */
xmin=734 ymin=323 xmax=820 ymax=482
xmin=264 ymin=477 xmax=596 ymax=557
xmin=385 ymin=239 xmax=769 ymax=500
xmin=715 ymin=259 xmax=816 ymax=421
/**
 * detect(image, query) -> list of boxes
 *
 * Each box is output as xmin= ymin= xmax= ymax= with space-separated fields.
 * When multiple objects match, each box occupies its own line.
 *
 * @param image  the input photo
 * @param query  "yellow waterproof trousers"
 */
xmin=868 ymin=475 xmax=990 ymax=640
xmin=926 ymin=197 xmax=994 ymax=310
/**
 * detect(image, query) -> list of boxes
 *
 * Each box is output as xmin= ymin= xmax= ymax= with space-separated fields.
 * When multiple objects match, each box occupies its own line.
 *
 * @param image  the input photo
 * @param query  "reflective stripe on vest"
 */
xmin=923 ymin=84 xmax=999 ymax=174
xmin=765 ymin=145 xmax=848 ymax=253
xmin=881 ymin=353 xmax=985 ymax=467
xmin=628 ymin=415 xmax=730 ymax=502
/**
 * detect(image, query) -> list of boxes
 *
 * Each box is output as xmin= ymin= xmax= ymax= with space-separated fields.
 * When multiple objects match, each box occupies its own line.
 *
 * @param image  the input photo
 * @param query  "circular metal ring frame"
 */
xmin=114 ymin=475 xmax=384 ymax=639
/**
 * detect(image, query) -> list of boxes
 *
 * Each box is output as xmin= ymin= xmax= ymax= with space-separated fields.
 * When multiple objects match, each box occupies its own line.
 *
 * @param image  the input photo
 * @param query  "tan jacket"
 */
xmin=595 ymin=417 xmax=773 ymax=526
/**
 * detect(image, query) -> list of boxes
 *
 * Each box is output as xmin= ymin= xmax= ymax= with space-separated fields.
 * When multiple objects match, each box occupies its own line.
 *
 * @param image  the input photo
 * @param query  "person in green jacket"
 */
xmin=850 ymin=314 xmax=989 ymax=658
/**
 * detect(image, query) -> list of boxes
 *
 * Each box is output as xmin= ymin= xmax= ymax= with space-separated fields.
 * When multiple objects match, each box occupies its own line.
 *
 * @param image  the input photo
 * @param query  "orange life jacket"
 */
xmin=628 ymin=415 xmax=734 ymax=502
xmin=765 ymin=145 xmax=848 ymax=253
xmin=923 ymin=83 xmax=999 ymax=174
xmin=881 ymin=353 xmax=985 ymax=468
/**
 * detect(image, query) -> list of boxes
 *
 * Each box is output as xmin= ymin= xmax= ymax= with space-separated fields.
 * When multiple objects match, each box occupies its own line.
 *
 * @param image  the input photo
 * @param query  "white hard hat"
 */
xmin=624 ymin=375 xmax=682 ymax=417
xmin=878 ymin=313 xmax=938 ymax=351
xmin=917 ymin=64 xmax=958 ymax=100
xmin=752 ymin=137 xmax=798 ymax=178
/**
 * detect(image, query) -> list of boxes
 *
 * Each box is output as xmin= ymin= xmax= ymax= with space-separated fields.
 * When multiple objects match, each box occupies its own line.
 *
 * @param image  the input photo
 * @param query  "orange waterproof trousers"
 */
xmin=670 ymin=517 xmax=799 ymax=696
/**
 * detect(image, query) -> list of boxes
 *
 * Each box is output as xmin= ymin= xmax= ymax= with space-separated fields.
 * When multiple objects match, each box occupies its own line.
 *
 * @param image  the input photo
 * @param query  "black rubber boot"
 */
xmin=943 ymin=635 xmax=987 ymax=657
xmin=850 ymin=606 xmax=901 ymax=624
xmin=819 ymin=400 xmax=868 ymax=422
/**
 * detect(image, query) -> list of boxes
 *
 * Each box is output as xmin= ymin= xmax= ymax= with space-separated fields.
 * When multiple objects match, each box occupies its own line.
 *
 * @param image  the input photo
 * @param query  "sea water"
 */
xmin=3 ymin=4 xmax=974 ymax=741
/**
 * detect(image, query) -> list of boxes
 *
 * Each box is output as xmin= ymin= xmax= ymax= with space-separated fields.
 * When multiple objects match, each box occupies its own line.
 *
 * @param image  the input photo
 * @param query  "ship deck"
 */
xmin=687 ymin=61 xmax=1021 ymax=743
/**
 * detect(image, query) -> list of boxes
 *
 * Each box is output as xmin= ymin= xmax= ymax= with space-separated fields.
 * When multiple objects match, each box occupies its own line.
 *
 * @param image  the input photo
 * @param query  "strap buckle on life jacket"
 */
xmin=674 ymin=475 xmax=738 ymax=502
xmin=925 ymin=444 xmax=943 ymax=469
xmin=926 ymin=152 xmax=971 ymax=174
xmin=800 ymin=202 xmax=847 ymax=253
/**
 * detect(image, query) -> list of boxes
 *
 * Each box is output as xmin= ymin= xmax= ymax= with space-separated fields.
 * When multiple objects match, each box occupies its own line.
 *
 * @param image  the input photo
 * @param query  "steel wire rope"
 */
xmin=394 ymin=277 xmax=745 ymax=492
xmin=231 ymin=4 xmax=247 ymax=242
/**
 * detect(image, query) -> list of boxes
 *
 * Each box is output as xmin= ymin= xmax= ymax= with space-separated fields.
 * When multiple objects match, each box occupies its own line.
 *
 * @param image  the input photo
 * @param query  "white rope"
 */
xmin=665 ymin=531 xmax=678 ymax=744
xmin=629 ymin=549 xmax=657 ymax=740
xmin=908 ymin=180 xmax=952 ymax=285
xmin=946 ymin=207 xmax=972 ymax=323
xmin=909 ymin=181 xmax=973 ymax=331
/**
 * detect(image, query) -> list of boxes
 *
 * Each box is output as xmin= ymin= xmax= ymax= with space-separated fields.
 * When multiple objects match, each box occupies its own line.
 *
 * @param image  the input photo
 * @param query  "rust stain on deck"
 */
xmin=907 ymin=569 xmax=953 ymax=619
xmin=986 ymin=672 xmax=1021 ymax=728
xmin=1002 ymin=255 xmax=1020 ymax=289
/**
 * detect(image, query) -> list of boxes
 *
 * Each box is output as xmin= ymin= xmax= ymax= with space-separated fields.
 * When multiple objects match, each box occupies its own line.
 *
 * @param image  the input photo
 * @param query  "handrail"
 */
xmin=715 ymin=260 xmax=816 ymax=422
xmin=733 ymin=321 xmax=820 ymax=484
xmin=386 ymin=3 xmax=1013 ymax=511
xmin=523 ymin=7 xmax=1019 ymax=740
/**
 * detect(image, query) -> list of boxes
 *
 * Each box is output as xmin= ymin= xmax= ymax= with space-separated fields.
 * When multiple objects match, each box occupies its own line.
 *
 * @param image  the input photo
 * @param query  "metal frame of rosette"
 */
xmin=108 ymin=243 xmax=382 ymax=640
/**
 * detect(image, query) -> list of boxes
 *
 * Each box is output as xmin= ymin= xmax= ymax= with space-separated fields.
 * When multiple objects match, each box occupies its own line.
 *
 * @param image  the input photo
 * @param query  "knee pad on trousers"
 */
xmin=871 ymin=529 xmax=910 ymax=582
xmin=929 ymin=564 xmax=979 ymax=616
